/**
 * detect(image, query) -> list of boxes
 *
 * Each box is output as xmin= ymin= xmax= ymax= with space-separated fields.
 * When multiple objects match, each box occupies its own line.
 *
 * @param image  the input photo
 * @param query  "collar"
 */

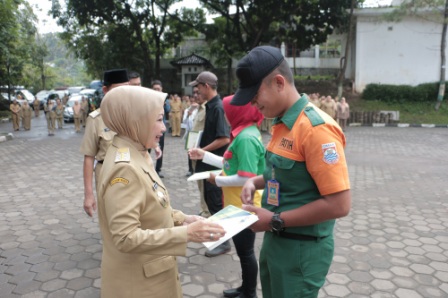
xmin=205 ymin=95 xmax=220 ymax=109
xmin=272 ymin=94 xmax=309 ymax=130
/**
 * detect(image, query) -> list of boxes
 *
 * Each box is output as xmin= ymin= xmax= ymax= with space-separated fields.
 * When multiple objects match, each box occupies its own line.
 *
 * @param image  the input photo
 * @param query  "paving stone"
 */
xmin=1 ymin=121 xmax=448 ymax=297
xmin=12 ymin=280 xmax=41 ymax=295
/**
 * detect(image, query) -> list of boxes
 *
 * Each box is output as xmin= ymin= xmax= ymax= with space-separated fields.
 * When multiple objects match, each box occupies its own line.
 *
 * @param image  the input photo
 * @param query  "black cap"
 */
xmin=103 ymin=69 xmax=129 ymax=86
xmin=231 ymin=46 xmax=284 ymax=106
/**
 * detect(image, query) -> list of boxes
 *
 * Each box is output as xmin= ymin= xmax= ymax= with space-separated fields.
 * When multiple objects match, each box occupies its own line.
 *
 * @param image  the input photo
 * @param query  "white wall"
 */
xmin=355 ymin=13 xmax=444 ymax=92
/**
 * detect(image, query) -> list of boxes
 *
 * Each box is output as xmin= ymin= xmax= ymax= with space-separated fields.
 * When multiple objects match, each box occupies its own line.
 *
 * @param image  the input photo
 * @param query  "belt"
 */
xmin=274 ymin=231 xmax=328 ymax=241
xmin=97 ymin=160 xmax=104 ymax=164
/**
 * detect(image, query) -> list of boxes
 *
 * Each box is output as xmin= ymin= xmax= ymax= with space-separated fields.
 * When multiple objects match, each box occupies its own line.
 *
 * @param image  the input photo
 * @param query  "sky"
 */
xmin=27 ymin=0 xmax=394 ymax=34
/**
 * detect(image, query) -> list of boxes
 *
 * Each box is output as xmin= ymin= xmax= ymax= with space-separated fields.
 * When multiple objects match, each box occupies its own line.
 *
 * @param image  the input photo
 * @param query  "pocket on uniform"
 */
xmin=142 ymin=256 xmax=175 ymax=278
xmin=268 ymin=153 xmax=295 ymax=170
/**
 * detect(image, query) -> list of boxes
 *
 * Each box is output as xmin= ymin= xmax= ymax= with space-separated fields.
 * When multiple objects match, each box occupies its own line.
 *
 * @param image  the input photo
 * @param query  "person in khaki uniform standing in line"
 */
xmin=80 ymin=69 xmax=129 ymax=217
xmin=33 ymin=97 xmax=40 ymax=117
xmin=191 ymin=85 xmax=211 ymax=218
xmin=80 ymin=96 xmax=89 ymax=127
xmin=170 ymin=94 xmax=182 ymax=137
xmin=48 ymin=99 xmax=57 ymax=136
xmin=10 ymin=99 xmax=21 ymax=131
xmin=55 ymin=98 xmax=65 ymax=129
xmin=97 ymin=86 xmax=225 ymax=298
xmin=20 ymin=101 xmax=32 ymax=130
xmin=73 ymin=100 xmax=82 ymax=133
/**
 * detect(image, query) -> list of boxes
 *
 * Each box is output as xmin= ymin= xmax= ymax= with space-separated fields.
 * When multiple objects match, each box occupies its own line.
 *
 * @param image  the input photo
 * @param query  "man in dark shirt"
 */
xmin=189 ymin=71 xmax=231 ymax=257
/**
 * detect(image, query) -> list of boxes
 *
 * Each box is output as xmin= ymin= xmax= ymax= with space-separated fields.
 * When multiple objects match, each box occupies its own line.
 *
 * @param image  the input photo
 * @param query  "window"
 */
xmin=319 ymin=40 xmax=341 ymax=58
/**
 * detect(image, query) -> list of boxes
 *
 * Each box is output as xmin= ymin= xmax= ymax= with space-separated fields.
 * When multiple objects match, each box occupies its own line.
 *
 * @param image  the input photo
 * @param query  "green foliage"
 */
xmin=0 ymin=0 xmax=37 ymax=88
xmin=362 ymin=83 xmax=444 ymax=103
xmin=350 ymin=98 xmax=448 ymax=125
xmin=294 ymin=75 xmax=335 ymax=81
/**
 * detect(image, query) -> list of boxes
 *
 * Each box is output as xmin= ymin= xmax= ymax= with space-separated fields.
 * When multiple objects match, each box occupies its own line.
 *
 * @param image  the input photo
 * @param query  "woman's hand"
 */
xmin=183 ymin=214 xmax=205 ymax=224
xmin=188 ymin=148 xmax=205 ymax=160
xmin=186 ymin=220 xmax=226 ymax=243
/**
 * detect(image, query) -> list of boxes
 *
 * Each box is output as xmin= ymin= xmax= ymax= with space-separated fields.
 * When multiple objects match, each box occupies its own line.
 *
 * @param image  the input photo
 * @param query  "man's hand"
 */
xmin=242 ymin=204 xmax=273 ymax=232
xmin=154 ymin=146 xmax=162 ymax=159
xmin=83 ymin=192 xmax=97 ymax=217
xmin=208 ymin=173 xmax=217 ymax=185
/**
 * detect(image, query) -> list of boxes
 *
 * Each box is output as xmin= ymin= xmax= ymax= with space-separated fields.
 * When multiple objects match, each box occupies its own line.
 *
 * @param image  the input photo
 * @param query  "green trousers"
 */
xmin=260 ymin=232 xmax=334 ymax=298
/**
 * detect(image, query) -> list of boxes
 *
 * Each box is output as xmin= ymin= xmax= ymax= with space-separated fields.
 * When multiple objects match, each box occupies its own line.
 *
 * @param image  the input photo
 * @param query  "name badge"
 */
xmin=267 ymin=180 xmax=280 ymax=206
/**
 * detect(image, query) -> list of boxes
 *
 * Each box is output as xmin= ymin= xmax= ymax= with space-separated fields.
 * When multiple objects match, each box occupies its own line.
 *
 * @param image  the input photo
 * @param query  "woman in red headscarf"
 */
xmin=189 ymin=95 xmax=265 ymax=298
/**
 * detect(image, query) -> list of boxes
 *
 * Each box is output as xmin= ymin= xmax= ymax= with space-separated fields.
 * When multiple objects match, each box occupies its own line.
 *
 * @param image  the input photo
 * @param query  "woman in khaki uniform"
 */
xmin=170 ymin=94 xmax=182 ymax=136
xmin=98 ymin=86 xmax=225 ymax=298
xmin=55 ymin=98 xmax=65 ymax=129
xmin=33 ymin=97 xmax=40 ymax=117
xmin=21 ymin=101 xmax=32 ymax=130
xmin=48 ymin=100 xmax=57 ymax=136
xmin=9 ymin=99 xmax=21 ymax=131
xmin=73 ymin=100 xmax=82 ymax=133
xmin=80 ymin=97 xmax=88 ymax=127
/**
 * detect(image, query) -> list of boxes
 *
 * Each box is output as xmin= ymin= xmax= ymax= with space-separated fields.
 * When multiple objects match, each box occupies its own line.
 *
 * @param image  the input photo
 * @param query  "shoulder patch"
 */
xmin=89 ymin=110 xmax=100 ymax=118
xmin=110 ymin=177 xmax=129 ymax=186
xmin=322 ymin=142 xmax=339 ymax=164
xmin=304 ymin=106 xmax=325 ymax=127
xmin=115 ymin=148 xmax=131 ymax=163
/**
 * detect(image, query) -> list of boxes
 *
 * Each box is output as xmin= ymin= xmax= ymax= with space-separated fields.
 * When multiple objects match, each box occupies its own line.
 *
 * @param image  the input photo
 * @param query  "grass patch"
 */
xmin=350 ymin=100 xmax=448 ymax=124
xmin=0 ymin=111 xmax=10 ymax=119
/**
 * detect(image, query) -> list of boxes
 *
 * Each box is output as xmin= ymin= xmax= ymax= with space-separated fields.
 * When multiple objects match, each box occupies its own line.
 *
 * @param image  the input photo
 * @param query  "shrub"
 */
xmin=362 ymin=82 xmax=446 ymax=103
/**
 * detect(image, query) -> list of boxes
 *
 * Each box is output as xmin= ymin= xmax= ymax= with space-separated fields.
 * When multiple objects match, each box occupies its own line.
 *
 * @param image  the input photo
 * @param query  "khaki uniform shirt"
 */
xmin=192 ymin=103 xmax=206 ymax=131
xmin=33 ymin=99 xmax=40 ymax=110
xmin=10 ymin=103 xmax=20 ymax=114
xmin=97 ymin=136 xmax=187 ymax=298
xmin=79 ymin=109 xmax=116 ymax=161
xmin=170 ymin=100 xmax=182 ymax=112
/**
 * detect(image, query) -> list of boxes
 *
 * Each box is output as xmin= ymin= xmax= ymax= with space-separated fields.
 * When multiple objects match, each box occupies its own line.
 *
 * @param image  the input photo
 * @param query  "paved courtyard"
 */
xmin=0 ymin=115 xmax=447 ymax=297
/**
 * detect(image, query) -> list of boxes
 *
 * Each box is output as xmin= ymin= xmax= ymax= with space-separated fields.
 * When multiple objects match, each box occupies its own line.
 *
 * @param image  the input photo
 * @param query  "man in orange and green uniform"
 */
xmin=233 ymin=46 xmax=351 ymax=298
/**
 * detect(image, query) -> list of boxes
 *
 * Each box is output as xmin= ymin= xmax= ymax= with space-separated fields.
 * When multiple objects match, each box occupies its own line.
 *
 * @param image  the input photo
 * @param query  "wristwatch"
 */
xmin=270 ymin=212 xmax=285 ymax=234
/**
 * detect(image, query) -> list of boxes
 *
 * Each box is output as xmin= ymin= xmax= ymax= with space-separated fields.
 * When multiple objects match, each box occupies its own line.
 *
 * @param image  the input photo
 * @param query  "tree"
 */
xmin=187 ymin=0 xmax=355 ymax=94
xmin=54 ymin=0 xmax=205 ymax=85
xmin=388 ymin=0 xmax=447 ymax=110
xmin=336 ymin=0 xmax=357 ymax=99
xmin=0 ymin=0 xmax=38 ymax=96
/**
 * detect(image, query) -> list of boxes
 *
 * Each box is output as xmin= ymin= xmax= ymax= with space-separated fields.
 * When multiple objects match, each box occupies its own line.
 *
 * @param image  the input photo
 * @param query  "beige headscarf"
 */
xmin=101 ymin=86 xmax=167 ymax=151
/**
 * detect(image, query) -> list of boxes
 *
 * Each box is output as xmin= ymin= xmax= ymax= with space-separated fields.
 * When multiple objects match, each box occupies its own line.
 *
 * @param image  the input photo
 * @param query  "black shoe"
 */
xmin=205 ymin=241 xmax=231 ymax=257
xmin=157 ymin=172 xmax=164 ymax=178
xmin=223 ymin=287 xmax=242 ymax=298
xmin=236 ymin=293 xmax=257 ymax=298
xmin=186 ymin=171 xmax=192 ymax=177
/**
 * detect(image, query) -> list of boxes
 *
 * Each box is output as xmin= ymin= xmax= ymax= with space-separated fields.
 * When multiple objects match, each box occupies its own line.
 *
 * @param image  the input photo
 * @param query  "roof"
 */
xmin=170 ymin=53 xmax=213 ymax=68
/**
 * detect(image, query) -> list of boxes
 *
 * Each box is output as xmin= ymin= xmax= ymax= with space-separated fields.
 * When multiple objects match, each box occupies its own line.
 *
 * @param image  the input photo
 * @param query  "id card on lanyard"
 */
xmin=267 ymin=165 xmax=280 ymax=206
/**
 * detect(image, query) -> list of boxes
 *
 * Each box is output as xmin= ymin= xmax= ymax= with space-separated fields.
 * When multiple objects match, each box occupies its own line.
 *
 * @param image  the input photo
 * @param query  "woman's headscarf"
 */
xmin=101 ymin=86 xmax=167 ymax=150
xmin=223 ymin=95 xmax=264 ymax=141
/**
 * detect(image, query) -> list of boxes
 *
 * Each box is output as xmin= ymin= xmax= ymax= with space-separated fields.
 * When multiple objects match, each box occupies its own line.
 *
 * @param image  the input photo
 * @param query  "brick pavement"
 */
xmin=0 ymin=114 xmax=447 ymax=297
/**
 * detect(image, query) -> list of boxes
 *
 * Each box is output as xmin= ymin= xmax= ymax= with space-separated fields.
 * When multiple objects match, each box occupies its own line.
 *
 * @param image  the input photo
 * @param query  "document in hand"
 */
xmin=187 ymin=170 xmax=222 ymax=182
xmin=185 ymin=130 xmax=203 ymax=150
xmin=202 ymin=205 xmax=259 ymax=251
